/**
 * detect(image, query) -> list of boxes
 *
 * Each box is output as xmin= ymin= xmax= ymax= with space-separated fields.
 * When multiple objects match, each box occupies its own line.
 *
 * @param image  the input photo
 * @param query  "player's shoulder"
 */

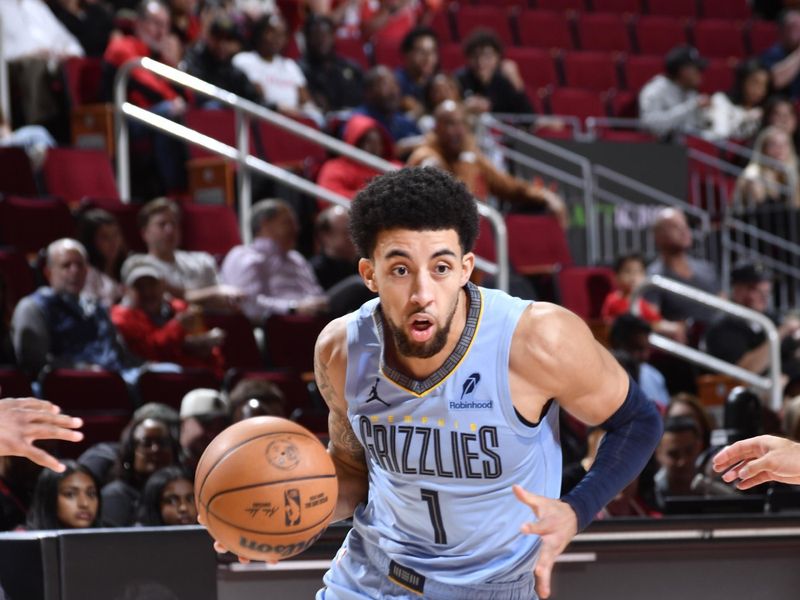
xmin=515 ymin=302 xmax=592 ymax=356
xmin=315 ymin=315 xmax=349 ymax=365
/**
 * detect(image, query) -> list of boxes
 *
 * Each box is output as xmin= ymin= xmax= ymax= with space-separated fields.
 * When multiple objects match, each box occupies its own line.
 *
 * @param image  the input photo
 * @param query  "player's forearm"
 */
xmin=330 ymin=454 xmax=368 ymax=522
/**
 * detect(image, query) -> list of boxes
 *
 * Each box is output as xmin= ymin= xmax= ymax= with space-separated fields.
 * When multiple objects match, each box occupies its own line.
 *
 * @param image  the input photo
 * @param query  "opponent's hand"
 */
xmin=712 ymin=435 xmax=800 ymax=489
xmin=0 ymin=398 xmax=83 ymax=472
xmin=513 ymin=485 xmax=578 ymax=599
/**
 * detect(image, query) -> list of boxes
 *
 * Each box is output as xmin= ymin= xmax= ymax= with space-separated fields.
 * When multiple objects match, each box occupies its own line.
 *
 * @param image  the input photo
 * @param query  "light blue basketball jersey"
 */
xmin=343 ymin=282 xmax=562 ymax=586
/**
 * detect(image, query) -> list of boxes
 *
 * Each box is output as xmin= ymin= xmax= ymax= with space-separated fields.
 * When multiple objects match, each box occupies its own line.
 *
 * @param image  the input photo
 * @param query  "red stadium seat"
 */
xmin=517 ymin=11 xmax=574 ymax=50
xmin=699 ymin=59 xmax=735 ymax=94
xmin=0 ymin=196 xmax=76 ymax=254
xmin=137 ymin=369 xmax=221 ymax=411
xmin=203 ymin=312 xmax=263 ymax=370
xmin=557 ymin=266 xmax=615 ymax=319
xmin=562 ymin=51 xmax=621 ymax=91
xmin=334 ymin=38 xmax=369 ymax=69
xmin=264 ymin=314 xmax=329 ymax=373
xmin=693 ymin=20 xmax=746 ymax=59
xmin=63 ymin=57 xmax=104 ymax=106
xmin=748 ymin=21 xmax=779 ymax=55
xmin=43 ymin=148 xmax=119 ymax=204
xmin=439 ymin=43 xmax=465 ymax=72
xmin=184 ymin=108 xmax=245 ymax=160
xmin=0 ymin=249 xmax=36 ymax=307
xmin=430 ymin=7 xmax=454 ymax=43
xmin=548 ymin=88 xmax=609 ymax=119
xmin=623 ymin=54 xmax=663 ymax=90
xmin=634 ymin=16 xmax=688 ymax=55
xmin=454 ymin=6 xmax=514 ymax=46
xmin=372 ymin=36 xmax=403 ymax=69
xmin=504 ymin=48 xmax=560 ymax=89
xmin=576 ymin=13 xmax=633 ymax=53
xmin=646 ymin=0 xmax=696 ymax=18
xmin=473 ymin=217 xmax=497 ymax=264
xmin=41 ymin=368 xmax=133 ymax=457
xmin=255 ymin=117 xmax=327 ymax=171
xmin=536 ymin=0 xmax=584 ymax=10
xmin=180 ymin=203 xmax=241 ymax=258
xmin=505 ymin=214 xmax=572 ymax=274
xmin=591 ymin=0 xmax=639 ymax=12
xmin=701 ymin=0 xmax=750 ymax=20
xmin=0 ymin=147 xmax=37 ymax=196
xmin=609 ymin=90 xmax=638 ymax=117
xmin=0 ymin=369 xmax=33 ymax=398
xmin=472 ymin=0 xmax=529 ymax=6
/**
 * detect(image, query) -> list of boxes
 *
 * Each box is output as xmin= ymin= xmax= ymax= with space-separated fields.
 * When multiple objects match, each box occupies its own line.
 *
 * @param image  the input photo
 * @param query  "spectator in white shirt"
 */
xmin=232 ymin=13 xmax=323 ymax=124
xmin=706 ymin=59 xmax=770 ymax=141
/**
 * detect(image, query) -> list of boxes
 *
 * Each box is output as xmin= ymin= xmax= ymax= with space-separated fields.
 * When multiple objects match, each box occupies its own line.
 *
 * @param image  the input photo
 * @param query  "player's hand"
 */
xmin=712 ymin=435 xmax=800 ymax=489
xmin=0 ymin=398 xmax=83 ymax=472
xmin=197 ymin=513 xmax=281 ymax=565
xmin=513 ymin=485 xmax=578 ymax=599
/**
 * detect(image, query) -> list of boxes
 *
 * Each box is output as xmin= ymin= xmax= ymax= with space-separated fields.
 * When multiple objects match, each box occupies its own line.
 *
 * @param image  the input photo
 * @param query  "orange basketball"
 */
xmin=195 ymin=416 xmax=338 ymax=562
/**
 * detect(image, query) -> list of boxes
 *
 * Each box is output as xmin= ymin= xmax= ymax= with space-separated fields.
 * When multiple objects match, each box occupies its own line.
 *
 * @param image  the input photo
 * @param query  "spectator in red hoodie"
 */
xmin=316 ymin=113 xmax=397 ymax=200
xmin=110 ymin=255 xmax=225 ymax=376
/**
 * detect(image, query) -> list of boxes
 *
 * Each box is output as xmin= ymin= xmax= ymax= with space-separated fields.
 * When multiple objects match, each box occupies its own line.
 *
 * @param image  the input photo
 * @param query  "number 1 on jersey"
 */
xmin=420 ymin=489 xmax=447 ymax=544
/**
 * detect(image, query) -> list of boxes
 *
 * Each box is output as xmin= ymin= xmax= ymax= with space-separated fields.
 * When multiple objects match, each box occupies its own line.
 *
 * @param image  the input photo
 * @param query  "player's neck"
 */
xmin=387 ymin=288 xmax=469 ymax=380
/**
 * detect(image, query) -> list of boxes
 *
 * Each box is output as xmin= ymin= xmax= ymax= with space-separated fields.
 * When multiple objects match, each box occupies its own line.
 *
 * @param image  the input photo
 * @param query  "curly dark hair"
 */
xmin=463 ymin=28 xmax=503 ymax=58
xmin=349 ymin=167 xmax=479 ymax=258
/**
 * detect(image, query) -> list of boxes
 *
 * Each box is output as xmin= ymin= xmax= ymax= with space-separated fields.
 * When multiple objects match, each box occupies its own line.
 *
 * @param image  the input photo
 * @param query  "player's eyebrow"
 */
xmin=384 ymin=249 xmax=457 ymax=260
xmin=431 ymin=249 xmax=457 ymax=259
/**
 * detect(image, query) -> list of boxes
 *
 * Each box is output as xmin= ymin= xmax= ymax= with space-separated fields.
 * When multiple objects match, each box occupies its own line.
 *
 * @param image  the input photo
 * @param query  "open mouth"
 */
xmin=409 ymin=315 xmax=434 ymax=343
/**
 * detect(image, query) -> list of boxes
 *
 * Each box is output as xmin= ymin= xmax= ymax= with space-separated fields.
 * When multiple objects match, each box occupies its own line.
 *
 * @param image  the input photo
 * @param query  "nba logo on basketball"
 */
xmin=284 ymin=488 xmax=301 ymax=526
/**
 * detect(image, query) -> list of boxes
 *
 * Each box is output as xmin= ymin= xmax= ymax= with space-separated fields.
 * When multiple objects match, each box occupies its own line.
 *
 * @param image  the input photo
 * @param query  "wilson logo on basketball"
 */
xmin=265 ymin=438 xmax=301 ymax=470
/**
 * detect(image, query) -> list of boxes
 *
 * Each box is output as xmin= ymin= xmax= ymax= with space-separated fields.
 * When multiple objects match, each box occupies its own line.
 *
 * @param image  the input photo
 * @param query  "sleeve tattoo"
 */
xmin=315 ymin=347 xmax=365 ymax=460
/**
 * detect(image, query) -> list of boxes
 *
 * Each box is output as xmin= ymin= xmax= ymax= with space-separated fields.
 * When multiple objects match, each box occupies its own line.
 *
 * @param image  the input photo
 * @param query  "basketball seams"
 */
xmin=197 ymin=429 xmax=322 ymax=507
xmin=207 ymin=502 xmax=336 ymax=537
xmin=206 ymin=473 xmax=337 ymax=507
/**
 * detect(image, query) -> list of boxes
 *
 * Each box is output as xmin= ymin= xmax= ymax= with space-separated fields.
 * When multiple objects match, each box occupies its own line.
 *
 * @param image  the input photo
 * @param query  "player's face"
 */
xmin=160 ymin=478 xmax=197 ymax=525
xmin=359 ymin=229 xmax=474 ymax=359
xmin=56 ymin=472 xmax=98 ymax=529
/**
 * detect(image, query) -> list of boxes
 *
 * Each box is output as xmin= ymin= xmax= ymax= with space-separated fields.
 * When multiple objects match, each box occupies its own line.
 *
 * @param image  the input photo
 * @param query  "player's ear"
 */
xmin=460 ymin=251 xmax=475 ymax=286
xmin=359 ymin=258 xmax=378 ymax=292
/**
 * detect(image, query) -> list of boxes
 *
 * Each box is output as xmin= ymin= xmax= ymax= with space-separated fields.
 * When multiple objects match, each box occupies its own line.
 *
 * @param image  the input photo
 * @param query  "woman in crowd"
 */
xmin=101 ymin=416 xmax=180 ymax=527
xmin=735 ymin=126 xmax=800 ymax=208
xmin=706 ymin=58 xmax=770 ymax=141
xmin=78 ymin=208 xmax=127 ymax=307
xmin=137 ymin=466 xmax=197 ymax=526
xmin=27 ymin=460 xmax=101 ymax=530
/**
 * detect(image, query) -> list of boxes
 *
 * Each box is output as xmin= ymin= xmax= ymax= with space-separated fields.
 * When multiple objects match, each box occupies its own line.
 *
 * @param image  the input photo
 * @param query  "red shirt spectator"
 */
xmin=601 ymin=291 xmax=662 ymax=324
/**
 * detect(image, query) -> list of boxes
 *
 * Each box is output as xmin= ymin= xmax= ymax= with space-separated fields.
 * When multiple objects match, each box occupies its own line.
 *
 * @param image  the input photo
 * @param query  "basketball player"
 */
xmin=211 ymin=168 xmax=663 ymax=598
xmin=311 ymin=168 xmax=662 ymax=599
xmin=713 ymin=435 xmax=800 ymax=489
xmin=0 ymin=397 xmax=83 ymax=472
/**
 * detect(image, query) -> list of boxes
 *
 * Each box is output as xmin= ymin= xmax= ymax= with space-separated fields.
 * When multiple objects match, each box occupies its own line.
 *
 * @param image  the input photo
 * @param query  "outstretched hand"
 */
xmin=196 ymin=513 xmax=278 ymax=565
xmin=0 ymin=398 xmax=83 ymax=472
xmin=713 ymin=435 xmax=800 ymax=489
xmin=513 ymin=485 xmax=578 ymax=599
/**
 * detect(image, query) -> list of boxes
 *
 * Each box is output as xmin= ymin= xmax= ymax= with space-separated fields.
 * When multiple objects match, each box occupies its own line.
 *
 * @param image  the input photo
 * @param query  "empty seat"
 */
xmin=137 ymin=369 xmax=221 ymax=411
xmin=63 ymin=57 xmax=104 ymax=106
xmin=505 ymin=214 xmax=572 ymax=274
xmin=623 ymin=54 xmax=663 ymax=90
xmin=0 ymin=369 xmax=33 ymax=398
xmin=536 ymin=0 xmax=584 ymax=10
xmin=440 ymin=43 xmax=466 ymax=72
xmin=203 ymin=312 xmax=263 ymax=370
xmin=473 ymin=217 xmax=497 ymax=264
xmin=609 ymin=90 xmax=639 ymax=117
xmin=454 ymin=6 xmax=514 ymax=46
xmin=504 ymin=48 xmax=560 ymax=89
xmin=646 ymin=0 xmax=696 ymax=18
xmin=701 ymin=0 xmax=750 ymax=20
xmin=748 ymin=21 xmax=779 ymax=54
xmin=43 ymin=148 xmax=119 ymax=204
xmin=557 ymin=266 xmax=615 ymax=320
xmin=548 ymin=87 xmax=609 ymax=119
xmin=591 ymin=0 xmax=639 ymax=12
xmin=693 ymin=20 xmax=746 ymax=59
xmin=577 ymin=13 xmax=633 ymax=53
xmin=264 ymin=315 xmax=329 ymax=374
xmin=0 ymin=196 xmax=76 ymax=254
xmin=180 ymin=203 xmax=241 ymax=258
xmin=255 ymin=118 xmax=327 ymax=171
xmin=699 ymin=59 xmax=735 ymax=94
xmin=635 ymin=16 xmax=688 ymax=55
xmin=430 ymin=6 xmax=455 ymax=43
xmin=0 ymin=249 xmax=36 ymax=306
xmin=372 ymin=37 xmax=403 ymax=69
xmin=563 ymin=51 xmax=620 ymax=91
xmin=517 ymin=11 xmax=574 ymax=50
xmin=184 ymin=108 xmax=250 ymax=160
xmin=0 ymin=147 xmax=37 ymax=196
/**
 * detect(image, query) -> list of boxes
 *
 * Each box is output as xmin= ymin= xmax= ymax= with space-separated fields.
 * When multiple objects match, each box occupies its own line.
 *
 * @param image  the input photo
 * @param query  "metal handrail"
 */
xmin=629 ymin=275 xmax=782 ymax=412
xmin=112 ymin=57 xmax=509 ymax=291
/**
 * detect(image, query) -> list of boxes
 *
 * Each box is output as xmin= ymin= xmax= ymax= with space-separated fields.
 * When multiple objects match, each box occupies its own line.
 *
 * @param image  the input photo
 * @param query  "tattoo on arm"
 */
xmin=315 ymin=344 xmax=365 ymax=461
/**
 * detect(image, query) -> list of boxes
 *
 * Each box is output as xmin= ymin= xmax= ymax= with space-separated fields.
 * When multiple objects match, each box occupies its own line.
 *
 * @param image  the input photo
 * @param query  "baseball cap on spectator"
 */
xmin=665 ymin=45 xmax=708 ymax=77
xmin=121 ymin=255 xmax=164 ymax=286
xmin=731 ymin=261 xmax=771 ymax=286
xmin=180 ymin=388 xmax=228 ymax=420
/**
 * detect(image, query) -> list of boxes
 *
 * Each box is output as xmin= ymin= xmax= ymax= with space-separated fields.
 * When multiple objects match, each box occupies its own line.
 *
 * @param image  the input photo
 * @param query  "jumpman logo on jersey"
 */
xmin=366 ymin=378 xmax=389 ymax=407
